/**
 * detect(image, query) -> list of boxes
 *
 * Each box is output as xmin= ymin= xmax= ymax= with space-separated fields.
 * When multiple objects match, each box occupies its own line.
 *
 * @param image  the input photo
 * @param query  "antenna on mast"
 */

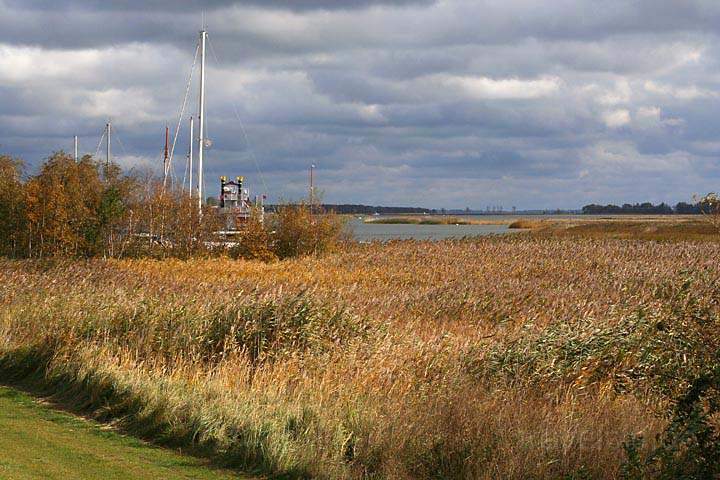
xmin=73 ymin=135 xmax=78 ymax=162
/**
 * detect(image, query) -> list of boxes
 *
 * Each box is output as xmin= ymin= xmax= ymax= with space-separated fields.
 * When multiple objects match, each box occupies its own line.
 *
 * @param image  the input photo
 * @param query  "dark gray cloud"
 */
xmin=1 ymin=0 xmax=720 ymax=208
xmin=10 ymin=0 xmax=432 ymax=12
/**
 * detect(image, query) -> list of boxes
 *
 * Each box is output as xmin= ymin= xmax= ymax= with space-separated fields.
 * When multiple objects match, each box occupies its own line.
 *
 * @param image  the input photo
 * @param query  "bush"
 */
xmin=227 ymin=205 xmax=348 ymax=261
xmin=227 ymin=217 xmax=278 ymax=262
xmin=270 ymin=204 xmax=348 ymax=259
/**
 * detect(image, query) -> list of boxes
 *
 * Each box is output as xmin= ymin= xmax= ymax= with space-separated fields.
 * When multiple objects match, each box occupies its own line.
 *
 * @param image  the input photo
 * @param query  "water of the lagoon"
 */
xmin=348 ymin=216 xmax=515 ymax=241
xmin=347 ymin=214 xmax=590 ymax=241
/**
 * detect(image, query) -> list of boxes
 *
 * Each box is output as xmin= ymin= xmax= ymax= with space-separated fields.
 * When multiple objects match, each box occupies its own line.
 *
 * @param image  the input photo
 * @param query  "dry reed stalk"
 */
xmin=1 ymin=237 xmax=718 ymax=478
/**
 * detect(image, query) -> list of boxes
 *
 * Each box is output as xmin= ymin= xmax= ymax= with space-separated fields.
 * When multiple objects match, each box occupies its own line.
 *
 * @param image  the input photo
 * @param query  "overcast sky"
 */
xmin=1 ymin=0 xmax=719 ymax=208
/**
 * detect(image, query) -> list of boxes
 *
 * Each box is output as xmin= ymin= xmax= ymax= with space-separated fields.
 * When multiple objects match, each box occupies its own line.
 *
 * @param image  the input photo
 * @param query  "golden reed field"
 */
xmin=2 ymin=236 xmax=720 ymax=479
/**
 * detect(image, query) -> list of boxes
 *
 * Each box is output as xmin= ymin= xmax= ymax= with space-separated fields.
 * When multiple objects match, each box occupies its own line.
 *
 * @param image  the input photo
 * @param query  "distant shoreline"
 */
xmin=362 ymin=215 xmax=509 ymax=225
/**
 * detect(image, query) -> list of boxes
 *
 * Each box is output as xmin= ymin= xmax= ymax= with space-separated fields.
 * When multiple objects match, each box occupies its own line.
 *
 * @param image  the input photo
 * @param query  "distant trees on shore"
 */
xmin=266 ymin=204 xmax=434 ymax=215
xmin=582 ymin=201 xmax=709 ymax=215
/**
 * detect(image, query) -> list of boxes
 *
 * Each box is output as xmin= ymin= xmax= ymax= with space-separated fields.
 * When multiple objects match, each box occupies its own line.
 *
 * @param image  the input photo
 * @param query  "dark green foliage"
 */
xmin=409 ymin=440 xmax=475 ymax=480
xmin=98 ymin=186 xmax=126 ymax=230
xmin=622 ymin=367 xmax=720 ymax=479
xmin=582 ymin=202 xmax=675 ymax=215
xmin=562 ymin=467 xmax=593 ymax=480
xmin=621 ymin=436 xmax=644 ymax=480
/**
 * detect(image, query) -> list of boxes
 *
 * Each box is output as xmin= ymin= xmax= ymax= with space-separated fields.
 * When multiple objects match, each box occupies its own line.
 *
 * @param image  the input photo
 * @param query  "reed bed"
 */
xmin=507 ymin=219 xmax=549 ymax=229
xmin=1 ymin=237 xmax=719 ymax=479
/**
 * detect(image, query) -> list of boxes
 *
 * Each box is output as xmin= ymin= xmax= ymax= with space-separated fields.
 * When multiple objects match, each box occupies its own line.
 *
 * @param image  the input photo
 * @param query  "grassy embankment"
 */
xmin=0 ymin=386 xmax=243 ymax=480
xmin=1 ymin=231 xmax=720 ymax=478
xmin=510 ymin=215 xmax=720 ymax=241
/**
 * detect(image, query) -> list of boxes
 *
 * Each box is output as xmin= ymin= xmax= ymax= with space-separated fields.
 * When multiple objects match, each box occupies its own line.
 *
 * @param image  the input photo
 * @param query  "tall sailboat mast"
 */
xmin=197 ymin=28 xmax=207 ymax=212
xmin=188 ymin=116 xmax=194 ymax=197
xmin=163 ymin=125 xmax=169 ymax=180
xmin=106 ymin=122 xmax=111 ymax=168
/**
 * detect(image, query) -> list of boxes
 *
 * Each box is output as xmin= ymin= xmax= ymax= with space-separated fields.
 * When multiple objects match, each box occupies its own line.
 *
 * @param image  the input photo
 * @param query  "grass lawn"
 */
xmin=0 ymin=387 xmax=247 ymax=480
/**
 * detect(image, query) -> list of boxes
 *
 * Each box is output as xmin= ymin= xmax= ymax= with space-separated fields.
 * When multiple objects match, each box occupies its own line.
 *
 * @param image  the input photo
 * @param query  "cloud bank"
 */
xmin=1 ymin=0 xmax=719 ymax=208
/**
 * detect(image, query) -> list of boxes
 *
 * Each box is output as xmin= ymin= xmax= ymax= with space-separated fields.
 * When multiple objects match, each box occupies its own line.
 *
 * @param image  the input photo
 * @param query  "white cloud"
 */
xmin=435 ymin=75 xmax=562 ymax=99
xmin=78 ymin=88 xmax=162 ymax=122
xmin=357 ymin=104 xmax=386 ymax=122
xmin=636 ymin=106 xmax=661 ymax=119
xmin=633 ymin=105 xmax=685 ymax=129
xmin=582 ymin=140 xmax=693 ymax=174
xmin=597 ymin=79 xmax=632 ymax=105
xmin=602 ymin=109 xmax=630 ymax=128
xmin=0 ymin=45 xmax=101 ymax=83
xmin=644 ymin=80 xmax=717 ymax=100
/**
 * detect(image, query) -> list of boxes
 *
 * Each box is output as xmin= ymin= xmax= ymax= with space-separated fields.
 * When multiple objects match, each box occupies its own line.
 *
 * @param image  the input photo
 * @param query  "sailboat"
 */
xmin=166 ymin=26 xmax=265 ymax=228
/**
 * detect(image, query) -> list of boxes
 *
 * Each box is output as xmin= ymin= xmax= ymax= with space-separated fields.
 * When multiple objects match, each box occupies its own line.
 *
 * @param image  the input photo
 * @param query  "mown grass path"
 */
xmin=0 ymin=387 xmax=248 ymax=480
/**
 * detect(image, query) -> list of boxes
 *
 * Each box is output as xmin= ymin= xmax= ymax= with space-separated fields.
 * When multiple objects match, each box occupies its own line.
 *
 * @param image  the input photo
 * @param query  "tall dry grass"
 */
xmin=1 ymin=237 xmax=719 ymax=478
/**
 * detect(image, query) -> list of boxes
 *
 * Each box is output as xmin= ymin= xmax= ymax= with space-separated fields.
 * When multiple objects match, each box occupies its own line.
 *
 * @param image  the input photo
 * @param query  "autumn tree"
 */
xmin=0 ymin=155 xmax=27 ymax=257
xmin=24 ymin=153 xmax=103 ymax=256
xmin=697 ymin=193 xmax=720 ymax=233
xmin=93 ymin=162 xmax=144 ymax=257
xmin=123 ymin=179 xmax=223 ymax=259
